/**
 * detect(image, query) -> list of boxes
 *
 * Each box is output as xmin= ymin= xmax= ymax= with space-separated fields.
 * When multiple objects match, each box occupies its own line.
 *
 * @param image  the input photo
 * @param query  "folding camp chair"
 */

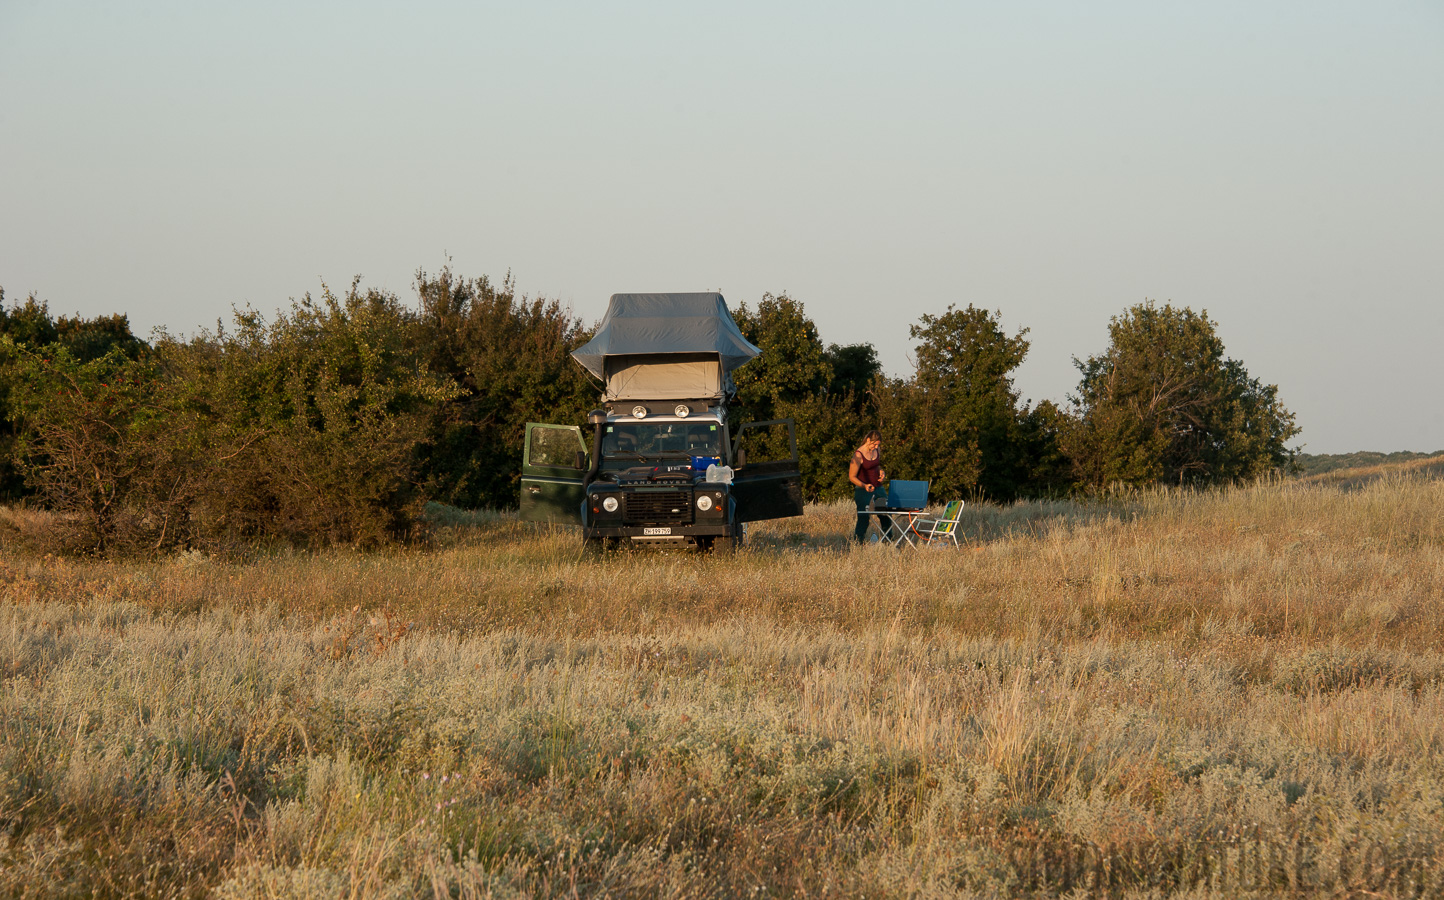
xmin=870 ymin=480 xmax=930 ymax=547
xmin=915 ymin=500 xmax=964 ymax=547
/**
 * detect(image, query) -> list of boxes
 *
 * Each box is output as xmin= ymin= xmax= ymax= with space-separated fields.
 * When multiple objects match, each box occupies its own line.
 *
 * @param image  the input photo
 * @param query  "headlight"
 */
xmin=602 ymin=496 xmax=619 ymax=512
xmin=674 ymin=404 xmax=690 ymax=417
xmin=696 ymin=495 xmax=713 ymax=512
xmin=631 ymin=405 xmax=647 ymax=418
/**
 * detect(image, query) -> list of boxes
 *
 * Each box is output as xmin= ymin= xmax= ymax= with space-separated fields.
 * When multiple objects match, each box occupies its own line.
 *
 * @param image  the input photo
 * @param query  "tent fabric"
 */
xmin=603 ymin=354 xmax=722 ymax=402
xmin=571 ymin=293 xmax=760 ymax=380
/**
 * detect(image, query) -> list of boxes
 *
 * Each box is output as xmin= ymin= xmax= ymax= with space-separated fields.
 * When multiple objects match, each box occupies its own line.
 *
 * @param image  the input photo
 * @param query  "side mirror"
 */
xmin=574 ymin=450 xmax=587 ymax=470
xmin=735 ymin=447 xmax=747 ymax=468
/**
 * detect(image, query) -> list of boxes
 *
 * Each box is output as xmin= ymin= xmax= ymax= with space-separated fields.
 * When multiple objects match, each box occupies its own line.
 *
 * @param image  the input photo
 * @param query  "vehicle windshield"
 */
xmin=602 ymin=421 xmax=723 ymax=462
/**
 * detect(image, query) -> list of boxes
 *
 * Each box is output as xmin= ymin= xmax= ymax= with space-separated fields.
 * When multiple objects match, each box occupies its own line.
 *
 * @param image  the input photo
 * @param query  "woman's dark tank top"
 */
xmin=854 ymin=450 xmax=882 ymax=487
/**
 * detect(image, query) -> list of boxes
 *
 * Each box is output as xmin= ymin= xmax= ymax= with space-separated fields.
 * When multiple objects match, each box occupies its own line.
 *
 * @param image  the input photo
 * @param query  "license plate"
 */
xmin=643 ymin=527 xmax=672 ymax=536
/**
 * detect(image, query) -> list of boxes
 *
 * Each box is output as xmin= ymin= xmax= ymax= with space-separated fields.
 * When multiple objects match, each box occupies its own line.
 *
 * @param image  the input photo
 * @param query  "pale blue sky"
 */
xmin=2 ymin=1 xmax=1441 ymax=452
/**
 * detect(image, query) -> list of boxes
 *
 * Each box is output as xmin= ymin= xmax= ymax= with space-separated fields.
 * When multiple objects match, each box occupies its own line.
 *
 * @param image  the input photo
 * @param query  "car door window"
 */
xmin=527 ymin=424 xmax=586 ymax=469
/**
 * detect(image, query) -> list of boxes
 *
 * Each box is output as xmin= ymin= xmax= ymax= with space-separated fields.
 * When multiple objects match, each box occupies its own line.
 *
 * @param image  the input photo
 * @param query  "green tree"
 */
xmin=1015 ymin=399 xmax=1077 ymax=497
xmin=897 ymin=305 xmax=1033 ymax=501
xmin=0 ymin=290 xmax=147 ymax=362
xmin=411 ymin=267 xmax=597 ymax=509
xmin=772 ymin=393 xmax=868 ymax=501
xmin=1067 ymin=301 xmax=1299 ymax=488
xmin=775 ymin=342 xmax=886 ymax=500
xmin=0 ymin=289 xmax=149 ymax=502
xmin=0 ymin=292 xmax=60 ymax=347
xmin=731 ymin=294 xmax=833 ymax=424
xmin=869 ymin=374 xmax=976 ymax=493
xmin=823 ymin=342 xmax=882 ymax=410
xmin=732 ymin=295 xmax=878 ymax=500
xmin=158 ymin=280 xmax=458 ymax=549
xmin=6 ymin=340 xmax=193 ymax=554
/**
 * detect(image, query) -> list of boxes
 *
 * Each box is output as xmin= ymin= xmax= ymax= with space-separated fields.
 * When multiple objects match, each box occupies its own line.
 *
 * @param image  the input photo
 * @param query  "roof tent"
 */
xmin=571 ymin=293 xmax=759 ymax=403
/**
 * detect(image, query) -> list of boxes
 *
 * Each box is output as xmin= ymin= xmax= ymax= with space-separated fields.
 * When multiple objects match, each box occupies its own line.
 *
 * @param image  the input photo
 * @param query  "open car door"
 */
xmin=731 ymin=418 xmax=804 ymax=522
xmin=520 ymin=423 xmax=588 ymax=524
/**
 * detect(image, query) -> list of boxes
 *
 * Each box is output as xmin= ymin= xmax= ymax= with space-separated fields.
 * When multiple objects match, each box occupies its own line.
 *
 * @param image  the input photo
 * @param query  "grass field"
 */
xmin=3 ymin=471 xmax=1444 ymax=897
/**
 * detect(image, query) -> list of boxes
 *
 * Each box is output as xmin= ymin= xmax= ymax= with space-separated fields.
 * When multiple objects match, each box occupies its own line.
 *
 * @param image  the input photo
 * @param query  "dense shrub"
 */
xmin=0 ymin=291 xmax=148 ymax=502
xmin=410 ymin=267 xmax=598 ymax=509
xmin=159 ymin=282 xmax=459 ymax=550
xmin=6 ymin=283 xmax=457 ymax=554
xmin=5 ymin=341 xmax=195 ymax=554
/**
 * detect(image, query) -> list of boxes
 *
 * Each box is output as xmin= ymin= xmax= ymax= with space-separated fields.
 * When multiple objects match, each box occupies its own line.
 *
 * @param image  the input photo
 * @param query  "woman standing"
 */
xmin=848 ymin=431 xmax=890 ymax=544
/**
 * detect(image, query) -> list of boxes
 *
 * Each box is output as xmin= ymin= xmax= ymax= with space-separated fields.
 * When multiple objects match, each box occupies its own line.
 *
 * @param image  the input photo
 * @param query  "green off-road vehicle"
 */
xmin=519 ymin=293 xmax=803 ymax=550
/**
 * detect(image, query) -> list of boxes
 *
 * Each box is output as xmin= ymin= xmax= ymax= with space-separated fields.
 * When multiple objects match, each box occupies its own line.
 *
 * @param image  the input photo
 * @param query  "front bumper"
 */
xmin=583 ymin=522 xmax=736 ymax=540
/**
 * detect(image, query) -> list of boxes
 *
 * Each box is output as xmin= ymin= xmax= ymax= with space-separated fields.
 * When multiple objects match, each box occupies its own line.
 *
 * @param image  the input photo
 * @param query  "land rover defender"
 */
xmin=519 ymin=293 xmax=803 ymax=549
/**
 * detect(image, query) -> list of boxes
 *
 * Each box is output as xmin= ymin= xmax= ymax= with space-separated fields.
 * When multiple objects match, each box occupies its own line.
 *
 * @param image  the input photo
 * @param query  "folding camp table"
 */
xmin=863 ymin=480 xmax=930 ymax=548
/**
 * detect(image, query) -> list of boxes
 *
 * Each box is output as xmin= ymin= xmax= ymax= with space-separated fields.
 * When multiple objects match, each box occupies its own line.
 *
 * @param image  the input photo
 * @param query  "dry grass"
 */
xmin=2 ymin=471 xmax=1444 ymax=897
xmin=1297 ymin=453 xmax=1444 ymax=490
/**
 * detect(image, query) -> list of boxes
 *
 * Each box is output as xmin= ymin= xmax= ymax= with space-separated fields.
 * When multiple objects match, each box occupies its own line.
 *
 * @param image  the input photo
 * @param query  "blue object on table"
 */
xmin=691 ymin=455 xmax=721 ymax=471
xmin=878 ymin=479 xmax=929 ymax=511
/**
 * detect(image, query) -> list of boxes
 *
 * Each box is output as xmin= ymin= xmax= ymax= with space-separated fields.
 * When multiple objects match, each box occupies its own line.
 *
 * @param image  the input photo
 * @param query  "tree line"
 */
xmin=0 ymin=271 xmax=1298 ymax=555
xmin=730 ymin=295 xmax=1297 ymax=501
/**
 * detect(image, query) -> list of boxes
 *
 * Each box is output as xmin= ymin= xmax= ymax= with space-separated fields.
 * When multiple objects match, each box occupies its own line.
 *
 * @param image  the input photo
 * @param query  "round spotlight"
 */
xmin=631 ymin=405 xmax=647 ymax=418
xmin=674 ymin=404 xmax=691 ymax=418
xmin=602 ymin=496 xmax=619 ymax=513
xmin=696 ymin=495 xmax=713 ymax=512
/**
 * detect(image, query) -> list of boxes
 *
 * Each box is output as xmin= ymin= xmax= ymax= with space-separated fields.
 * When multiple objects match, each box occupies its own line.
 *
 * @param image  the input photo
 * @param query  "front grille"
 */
xmin=623 ymin=490 xmax=693 ymax=525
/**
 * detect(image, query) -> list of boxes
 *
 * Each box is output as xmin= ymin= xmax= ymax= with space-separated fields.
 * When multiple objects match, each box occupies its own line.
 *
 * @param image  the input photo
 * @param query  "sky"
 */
xmin=1 ymin=1 xmax=1441 ymax=454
